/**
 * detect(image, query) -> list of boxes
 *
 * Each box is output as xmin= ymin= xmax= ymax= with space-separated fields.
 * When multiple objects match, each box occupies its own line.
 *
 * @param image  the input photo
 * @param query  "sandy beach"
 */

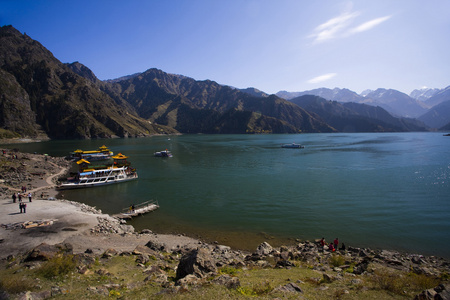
xmin=0 ymin=150 xmax=201 ymax=259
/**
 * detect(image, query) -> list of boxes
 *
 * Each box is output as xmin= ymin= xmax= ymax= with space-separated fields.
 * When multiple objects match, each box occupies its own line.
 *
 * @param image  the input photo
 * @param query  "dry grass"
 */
xmin=0 ymin=254 xmax=445 ymax=300
xmin=367 ymin=267 xmax=440 ymax=297
xmin=36 ymin=255 xmax=77 ymax=279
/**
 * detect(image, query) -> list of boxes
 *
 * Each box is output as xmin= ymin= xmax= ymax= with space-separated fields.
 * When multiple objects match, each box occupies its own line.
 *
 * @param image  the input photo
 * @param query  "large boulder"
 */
xmin=435 ymin=283 xmax=450 ymax=300
xmin=256 ymin=242 xmax=273 ymax=256
xmin=275 ymin=282 xmax=303 ymax=293
xmin=212 ymin=274 xmax=240 ymax=289
xmin=24 ymin=243 xmax=73 ymax=261
xmin=176 ymin=247 xmax=217 ymax=280
xmin=145 ymin=240 xmax=167 ymax=252
xmin=353 ymin=257 xmax=371 ymax=275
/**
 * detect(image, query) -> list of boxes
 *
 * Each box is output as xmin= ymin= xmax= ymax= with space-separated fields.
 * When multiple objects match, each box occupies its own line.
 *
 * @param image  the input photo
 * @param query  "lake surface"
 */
xmin=3 ymin=133 xmax=449 ymax=258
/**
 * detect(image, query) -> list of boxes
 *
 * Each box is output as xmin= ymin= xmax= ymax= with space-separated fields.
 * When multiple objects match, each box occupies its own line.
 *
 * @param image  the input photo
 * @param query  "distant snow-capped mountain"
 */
xmin=418 ymin=86 xmax=450 ymax=129
xmin=360 ymin=89 xmax=374 ymax=97
xmin=276 ymin=88 xmax=363 ymax=102
xmin=277 ymin=87 xmax=429 ymax=118
xmin=410 ymin=88 xmax=441 ymax=101
xmin=363 ymin=88 xmax=428 ymax=117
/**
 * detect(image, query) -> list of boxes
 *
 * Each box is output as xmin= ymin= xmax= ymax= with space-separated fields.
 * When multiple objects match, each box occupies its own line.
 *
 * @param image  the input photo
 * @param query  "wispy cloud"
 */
xmin=307 ymin=73 xmax=337 ymax=84
xmin=309 ymin=11 xmax=359 ymax=43
xmin=350 ymin=15 xmax=392 ymax=34
xmin=309 ymin=9 xmax=391 ymax=43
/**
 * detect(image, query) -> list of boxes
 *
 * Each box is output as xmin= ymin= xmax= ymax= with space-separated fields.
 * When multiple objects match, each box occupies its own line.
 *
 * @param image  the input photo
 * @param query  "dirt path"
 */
xmin=0 ymin=151 xmax=201 ymax=259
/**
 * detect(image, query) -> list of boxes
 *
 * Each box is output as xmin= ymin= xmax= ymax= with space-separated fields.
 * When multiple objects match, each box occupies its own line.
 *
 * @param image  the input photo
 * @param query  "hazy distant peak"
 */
xmin=276 ymin=87 xmax=362 ymax=102
xmin=410 ymin=87 xmax=440 ymax=101
xmin=360 ymin=89 xmax=373 ymax=97
xmin=365 ymin=88 xmax=410 ymax=99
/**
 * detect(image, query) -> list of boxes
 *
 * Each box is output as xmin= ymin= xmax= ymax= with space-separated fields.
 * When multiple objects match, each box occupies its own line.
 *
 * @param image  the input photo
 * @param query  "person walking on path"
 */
xmin=12 ymin=193 xmax=16 ymax=203
xmin=22 ymin=203 xmax=26 ymax=213
xmin=18 ymin=193 xmax=22 ymax=202
xmin=19 ymin=202 xmax=23 ymax=213
xmin=28 ymin=193 xmax=32 ymax=202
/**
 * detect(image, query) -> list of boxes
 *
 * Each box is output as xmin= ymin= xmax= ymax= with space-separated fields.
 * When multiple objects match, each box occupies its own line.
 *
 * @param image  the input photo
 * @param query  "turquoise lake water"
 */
xmin=3 ymin=132 xmax=449 ymax=258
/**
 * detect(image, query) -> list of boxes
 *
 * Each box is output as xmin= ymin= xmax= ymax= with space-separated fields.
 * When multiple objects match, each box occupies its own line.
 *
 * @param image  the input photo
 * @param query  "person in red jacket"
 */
xmin=329 ymin=243 xmax=335 ymax=252
xmin=334 ymin=238 xmax=339 ymax=250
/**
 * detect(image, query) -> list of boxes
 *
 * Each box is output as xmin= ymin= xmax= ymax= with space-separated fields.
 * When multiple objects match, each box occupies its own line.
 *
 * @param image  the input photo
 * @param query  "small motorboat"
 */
xmin=154 ymin=150 xmax=173 ymax=157
xmin=281 ymin=143 xmax=304 ymax=149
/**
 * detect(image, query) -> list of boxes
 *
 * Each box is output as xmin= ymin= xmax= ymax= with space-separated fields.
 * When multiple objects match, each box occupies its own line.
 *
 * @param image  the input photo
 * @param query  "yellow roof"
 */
xmin=74 ymin=149 xmax=84 ymax=153
xmin=112 ymin=153 xmax=128 ymax=159
xmin=76 ymin=159 xmax=91 ymax=164
xmin=82 ymin=150 xmax=102 ymax=154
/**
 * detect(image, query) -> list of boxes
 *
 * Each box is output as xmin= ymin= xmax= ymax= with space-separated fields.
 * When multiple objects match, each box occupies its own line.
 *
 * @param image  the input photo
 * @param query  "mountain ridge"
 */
xmin=289 ymin=95 xmax=428 ymax=133
xmin=109 ymin=68 xmax=334 ymax=133
xmin=0 ymin=25 xmax=334 ymax=138
xmin=277 ymin=87 xmax=450 ymax=128
xmin=1 ymin=25 xmax=447 ymax=140
xmin=0 ymin=25 xmax=175 ymax=139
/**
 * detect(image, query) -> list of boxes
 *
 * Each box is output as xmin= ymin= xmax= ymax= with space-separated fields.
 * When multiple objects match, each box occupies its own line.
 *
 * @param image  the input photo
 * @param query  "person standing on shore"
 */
xmin=28 ymin=193 xmax=32 ymax=202
xmin=18 ymin=193 xmax=22 ymax=202
xmin=334 ymin=238 xmax=339 ymax=250
xmin=23 ymin=203 xmax=26 ymax=213
xmin=12 ymin=193 xmax=16 ymax=203
xmin=19 ymin=202 xmax=23 ymax=213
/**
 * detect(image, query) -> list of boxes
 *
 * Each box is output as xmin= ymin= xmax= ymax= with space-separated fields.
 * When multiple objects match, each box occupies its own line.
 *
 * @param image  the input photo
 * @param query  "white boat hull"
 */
xmin=58 ymin=165 xmax=138 ymax=190
xmin=281 ymin=143 xmax=304 ymax=148
xmin=58 ymin=174 xmax=138 ymax=190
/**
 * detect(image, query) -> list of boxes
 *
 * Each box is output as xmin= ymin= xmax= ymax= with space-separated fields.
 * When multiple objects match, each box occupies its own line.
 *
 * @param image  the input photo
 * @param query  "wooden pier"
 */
xmin=112 ymin=200 xmax=159 ymax=220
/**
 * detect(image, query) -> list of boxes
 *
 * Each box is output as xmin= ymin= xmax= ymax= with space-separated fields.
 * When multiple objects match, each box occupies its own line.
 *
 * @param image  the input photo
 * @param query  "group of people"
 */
xmin=12 ymin=190 xmax=32 ymax=214
xmin=320 ymin=237 xmax=345 ymax=252
xmin=12 ymin=191 xmax=32 ymax=203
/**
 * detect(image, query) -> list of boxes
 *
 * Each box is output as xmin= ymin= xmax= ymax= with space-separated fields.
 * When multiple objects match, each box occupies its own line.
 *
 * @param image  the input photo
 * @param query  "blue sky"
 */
xmin=1 ymin=0 xmax=449 ymax=95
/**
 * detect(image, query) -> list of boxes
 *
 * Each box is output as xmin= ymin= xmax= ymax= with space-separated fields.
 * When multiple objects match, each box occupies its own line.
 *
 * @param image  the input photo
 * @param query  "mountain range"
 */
xmin=0 ymin=25 xmax=449 ymax=140
xmin=276 ymin=87 xmax=450 ymax=129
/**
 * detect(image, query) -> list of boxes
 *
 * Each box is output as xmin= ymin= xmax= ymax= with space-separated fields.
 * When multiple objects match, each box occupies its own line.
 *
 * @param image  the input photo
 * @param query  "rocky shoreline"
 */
xmin=0 ymin=149 xmax=449 ymax=299
xmin=2 ymin=223 xmax=449 ymax=299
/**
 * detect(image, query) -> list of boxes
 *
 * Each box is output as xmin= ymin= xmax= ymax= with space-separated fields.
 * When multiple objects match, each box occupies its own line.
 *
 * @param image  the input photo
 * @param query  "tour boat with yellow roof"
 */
xmin=70 ymin=145 xmax=114 ymax=161
xmin=58 ymin=153 xmax=137 ymax=189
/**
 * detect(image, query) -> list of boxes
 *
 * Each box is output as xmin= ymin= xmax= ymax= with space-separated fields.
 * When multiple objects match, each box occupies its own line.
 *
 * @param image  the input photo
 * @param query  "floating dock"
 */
xmin=113 ymin=200 xmax=159 ymax=220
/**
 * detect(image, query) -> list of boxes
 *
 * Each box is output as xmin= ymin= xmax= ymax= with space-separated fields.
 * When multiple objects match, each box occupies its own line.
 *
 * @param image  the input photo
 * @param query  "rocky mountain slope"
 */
xmin=0 ymin=25 xmax=334 ymax=139
xmin=0 ymin=26 xmax=174 ymax=139
xmin=95 ymin=68 xmax=335 ymax=134
xmin=2 ymin=25 xmax=447 ymax=139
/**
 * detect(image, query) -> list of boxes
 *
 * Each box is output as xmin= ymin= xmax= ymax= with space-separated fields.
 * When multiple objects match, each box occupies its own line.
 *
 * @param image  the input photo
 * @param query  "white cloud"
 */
xmin=309 ymin=11 xmax=359 ymax=43
xmin=307 ymin=73 xmax=337 ymax=84
xmin=309 ymin=8 xmax=392 ymax=43
xmin=350 ymin=15 xmax=392 ymax=33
